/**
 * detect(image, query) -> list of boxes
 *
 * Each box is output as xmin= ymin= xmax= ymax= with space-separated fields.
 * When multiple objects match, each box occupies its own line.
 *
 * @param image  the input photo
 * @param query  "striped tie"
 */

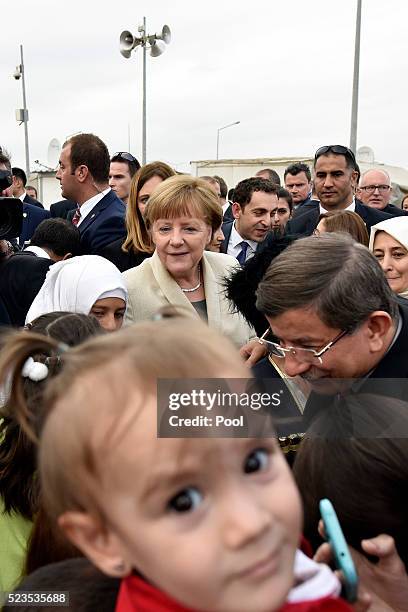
xmin=236 ymin=241 xmax=249 ymax=265
xmin=72 ymin=207 xmax=81 ymax=226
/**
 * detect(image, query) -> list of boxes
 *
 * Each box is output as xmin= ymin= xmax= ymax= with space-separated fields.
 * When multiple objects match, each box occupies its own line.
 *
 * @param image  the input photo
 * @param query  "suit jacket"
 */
xmin=23 ymin=193 xmax=44 ymax=209
xmin=223 ymin=203 xmax=234 ymax=222
xmin=20 ymin=202 xmax=50 ymax=248
xmin=285 ymin=200 xmax=392 ymax=237
xmin=253 ymin=302 xmax=408 ymax=435
xmin=123 ymin=250 xmax=255 ymax=346
xmin=220 ymin=221 xmax=234 ymax=254
xmin=0 ymin=252 xmax=52 ymax=326
xmin=50 ymin=199 xmax=77 ymax=220
xmin=220 ymin=221 xmax=273 ymax=257
xmin=382 ymin=203 xmax=408 ymax=217
xmin=292 ymin=199 xmax=321 ymax=219
xmin=97 ymin=237 xmax=151 ymax=272
xmin=68 ymin=190 xmax=126 ymax=254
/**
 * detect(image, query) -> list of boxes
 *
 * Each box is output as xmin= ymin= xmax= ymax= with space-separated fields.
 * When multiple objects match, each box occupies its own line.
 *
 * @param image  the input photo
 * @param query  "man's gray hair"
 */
xmin=256 ymin=233 xmax=398 ymax=330
xmin=359 ymin=168 xmax=391 ymax=186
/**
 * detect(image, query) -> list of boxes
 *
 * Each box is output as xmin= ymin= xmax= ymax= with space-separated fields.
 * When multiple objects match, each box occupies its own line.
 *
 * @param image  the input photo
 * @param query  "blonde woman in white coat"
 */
xmin=123 ymin=175 xmax=254 ymax=347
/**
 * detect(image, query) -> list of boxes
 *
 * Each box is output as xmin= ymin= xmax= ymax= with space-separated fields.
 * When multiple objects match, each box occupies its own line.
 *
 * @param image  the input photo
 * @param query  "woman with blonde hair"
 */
xmin=99 ymin=161 xmax=176 ymax=271
xmin=123 ymin=175 xmax=254 ymax=346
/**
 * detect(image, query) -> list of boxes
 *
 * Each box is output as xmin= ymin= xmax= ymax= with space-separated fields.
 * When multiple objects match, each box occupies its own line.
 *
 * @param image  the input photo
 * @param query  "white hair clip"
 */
xmin=22 ymin=357 xmax=49 ymax=382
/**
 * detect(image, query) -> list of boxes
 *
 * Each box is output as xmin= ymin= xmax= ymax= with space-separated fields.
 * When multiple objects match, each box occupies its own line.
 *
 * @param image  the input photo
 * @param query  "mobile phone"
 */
xmin=319 ymin=498 xmax=358 ymax=603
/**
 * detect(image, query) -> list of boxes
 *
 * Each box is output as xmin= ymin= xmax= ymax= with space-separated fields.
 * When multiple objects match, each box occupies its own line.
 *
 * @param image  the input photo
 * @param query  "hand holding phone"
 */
xmin=319 ymin=498 xmax=359 ymax=603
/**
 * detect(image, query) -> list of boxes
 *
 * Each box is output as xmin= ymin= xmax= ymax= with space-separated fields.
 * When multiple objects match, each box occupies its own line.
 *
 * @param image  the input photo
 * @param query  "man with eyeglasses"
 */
xmin=285 ymin=145 xmax=392 ymax=237
xmin=254 ymin=233 xmax=408 ymax=426
xmin=357 ymin=169 xmax=407 ymax=216
xmin=109 ymin=152 xmax=140 ymax=205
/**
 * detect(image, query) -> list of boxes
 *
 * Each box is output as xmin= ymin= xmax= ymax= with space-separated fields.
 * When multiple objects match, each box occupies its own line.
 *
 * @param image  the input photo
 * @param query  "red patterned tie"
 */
xmin=72 ymin=207 xmax=81 ymax=226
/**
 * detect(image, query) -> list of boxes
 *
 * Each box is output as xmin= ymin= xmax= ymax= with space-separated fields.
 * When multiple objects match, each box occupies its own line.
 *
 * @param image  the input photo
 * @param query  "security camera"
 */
xmin=13 ymin=66 xmax=21 ymax=80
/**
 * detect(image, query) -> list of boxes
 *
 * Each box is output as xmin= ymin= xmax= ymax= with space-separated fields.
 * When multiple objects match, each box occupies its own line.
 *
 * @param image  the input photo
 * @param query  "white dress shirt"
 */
xmin=24 ymin=246 xmax=51 ymax=258
xmin=78 ymin=187 xmax=111 ymax=226
xmin=226 ymin=222 xmax=258 ymax=262
xmin=18 ymin=191 xmax=27 ymax=202
xmin=319 ymin=197 xmax=356 ymax=214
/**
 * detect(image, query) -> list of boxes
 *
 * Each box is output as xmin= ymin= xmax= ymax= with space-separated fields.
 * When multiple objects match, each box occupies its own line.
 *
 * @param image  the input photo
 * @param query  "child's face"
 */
xmin=97 ymin=397 xmax=302 ymax=612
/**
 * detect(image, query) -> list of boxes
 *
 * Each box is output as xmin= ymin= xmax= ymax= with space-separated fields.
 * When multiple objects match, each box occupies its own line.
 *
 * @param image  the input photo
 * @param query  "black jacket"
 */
xmin=0 ymin=252 xmax=52 ymax=327
xmin=381 ymin=203 xmax=408 ymax=216
xmin=23 ymin=193 xmax=44 ymax=209
xmin=50 ymin=199 xmax=77 ymax=220
xmin=97 ymin=238 xmax=151 ymax=272
xmin=285 ymin=199 xmax=392 ymax=237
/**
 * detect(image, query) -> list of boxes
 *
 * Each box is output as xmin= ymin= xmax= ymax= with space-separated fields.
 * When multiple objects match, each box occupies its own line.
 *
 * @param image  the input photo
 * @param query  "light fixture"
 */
xmin=119 ymin=18 xmax=171 ymax=164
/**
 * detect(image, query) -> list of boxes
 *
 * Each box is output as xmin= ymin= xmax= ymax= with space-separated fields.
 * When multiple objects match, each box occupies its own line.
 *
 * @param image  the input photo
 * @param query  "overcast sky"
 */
xmin=2 ymin=0 xmax=407 ymax=175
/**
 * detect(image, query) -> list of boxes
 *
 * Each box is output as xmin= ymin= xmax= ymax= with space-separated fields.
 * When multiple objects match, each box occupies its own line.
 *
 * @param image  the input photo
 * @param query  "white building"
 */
xmin=190 ymin=147 xmax=408 ymax=204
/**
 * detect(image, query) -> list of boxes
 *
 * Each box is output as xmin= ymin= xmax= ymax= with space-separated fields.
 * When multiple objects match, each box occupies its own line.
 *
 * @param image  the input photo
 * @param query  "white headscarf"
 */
xmin=369 ymin=217 xmax=408 ymax=298
xmin=26 ymin=255 xmax=128 ymax=324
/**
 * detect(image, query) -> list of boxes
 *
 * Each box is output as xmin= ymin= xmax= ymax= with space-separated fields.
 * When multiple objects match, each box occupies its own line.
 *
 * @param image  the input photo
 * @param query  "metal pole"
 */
xmin=20 ymin=44 xmax=30 ymax=178
xmin=142 ymin=16 xmax=147 ymax=165
xmin=350 ymin=0 xmax=362 ymax=154
xmin=216 ymin=129 xmax=220 ymax=160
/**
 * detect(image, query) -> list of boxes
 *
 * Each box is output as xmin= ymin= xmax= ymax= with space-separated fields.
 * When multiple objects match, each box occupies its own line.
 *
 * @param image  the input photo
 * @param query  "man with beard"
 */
xmin=220 ymin=177 xmax=278 ymax=264
xmin=254 ymin=232 xmax=408 ymax=430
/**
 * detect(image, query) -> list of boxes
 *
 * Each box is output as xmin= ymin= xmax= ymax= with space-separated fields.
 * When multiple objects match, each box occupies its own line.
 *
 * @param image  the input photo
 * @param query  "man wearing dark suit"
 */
xmin=19 ymin=201 xmax=50 ymax=248
xmin=284 ymin=162 xmax=319 ymax=214
xmin=12 ymin=167 xmax=44 ymax=208
xmin=0 ymin=251 xmax=52 ymax=327
xmin=357 ymin=169 xmax=408 ymax=217
xmin=10 ymin=167 xmax=50 ymax=247
xmin=220 ymin=177 xmax=279 ymax=264
xmin=56 ymin=134 xmax=126 ymax=254
xmin=285 ymin=145 xmax=392 ymax=237
xmin=254 ymin=232 xmax=408 ymax=434
xmin=50 ymin=199 xmax=77 ymax=220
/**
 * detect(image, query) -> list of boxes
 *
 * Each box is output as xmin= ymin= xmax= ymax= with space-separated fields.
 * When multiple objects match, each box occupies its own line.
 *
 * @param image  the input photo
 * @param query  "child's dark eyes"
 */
xmin=244 ymin=448 xmax=270 ymax=474
xmin=168 ymin=487 xmax=203 ymax=513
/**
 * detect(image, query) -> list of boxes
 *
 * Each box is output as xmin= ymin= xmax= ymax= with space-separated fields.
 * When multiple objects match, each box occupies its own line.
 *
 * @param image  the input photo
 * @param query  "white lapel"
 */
xmin=201 ymin=253 xmax=222 ymax=329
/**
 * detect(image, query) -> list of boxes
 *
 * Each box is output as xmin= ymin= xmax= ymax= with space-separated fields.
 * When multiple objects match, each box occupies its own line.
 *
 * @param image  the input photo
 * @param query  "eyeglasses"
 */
xmin=112 ymin=152 xmax=140 ymax=164
xmin=315 ymin=145 xmax=357 ymax=167
xmin=359 ymin=184 xmax=391 ymax=194
xmin=258 ymin=328 xmax=349 ymax=365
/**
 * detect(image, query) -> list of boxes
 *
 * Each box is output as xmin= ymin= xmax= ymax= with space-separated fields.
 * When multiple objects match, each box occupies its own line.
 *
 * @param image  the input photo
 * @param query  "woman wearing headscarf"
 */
xmin=25 ymin=256 xmax=127 ymax=332
xmin=370 ymin=217 xmax=408 ymax=299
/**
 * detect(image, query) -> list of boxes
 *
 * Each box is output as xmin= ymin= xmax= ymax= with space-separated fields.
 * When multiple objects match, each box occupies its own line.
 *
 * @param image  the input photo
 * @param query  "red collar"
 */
xmin=115 ymin=575 xmax=191 ymax=612
xmin=115 ymin=575 xmax=352 ymax=612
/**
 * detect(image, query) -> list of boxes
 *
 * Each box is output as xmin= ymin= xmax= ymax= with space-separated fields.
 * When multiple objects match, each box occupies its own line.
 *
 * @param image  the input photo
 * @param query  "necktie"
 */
xmin=72 ymin=207 xmax=81 ymax=226
xmin=236 ymin=241 xmax=249 ymax=265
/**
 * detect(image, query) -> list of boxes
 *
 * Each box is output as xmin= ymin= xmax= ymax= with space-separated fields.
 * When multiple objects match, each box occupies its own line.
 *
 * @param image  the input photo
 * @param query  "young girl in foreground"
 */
xmin=38 ymin=319 xmax=351 ymax=612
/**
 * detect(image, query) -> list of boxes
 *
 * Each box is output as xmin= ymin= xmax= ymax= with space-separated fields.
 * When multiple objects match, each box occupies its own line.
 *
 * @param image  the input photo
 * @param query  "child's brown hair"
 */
xmin=39 ymin=319 xmax=248 ymax=523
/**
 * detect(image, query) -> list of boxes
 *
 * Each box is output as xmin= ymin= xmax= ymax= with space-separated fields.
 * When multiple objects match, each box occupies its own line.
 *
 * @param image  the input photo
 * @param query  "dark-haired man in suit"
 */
xmin=12 ymin=167 xmax=44 ymax=208
xmin=11 ymin=168 xmax=50 ymax=248
xmin=220 ymin=177 xmax=278 ymax=264
xmin=285 ymin=145 xmax=392 ymax=237
xmin=57 ymin=133 xmax=126 ymax=254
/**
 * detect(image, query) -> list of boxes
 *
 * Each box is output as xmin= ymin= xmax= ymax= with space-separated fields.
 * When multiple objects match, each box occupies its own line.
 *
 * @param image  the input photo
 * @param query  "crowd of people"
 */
xmin=0 ymin=137 xmax=408 ymax=611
